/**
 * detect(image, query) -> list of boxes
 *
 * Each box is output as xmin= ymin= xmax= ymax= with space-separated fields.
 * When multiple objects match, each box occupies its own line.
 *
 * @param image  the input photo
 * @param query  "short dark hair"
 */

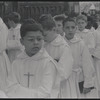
xmin=62 ymin=17 xmax=76 ymax=27
xmin=20 ymin=23 xmax=43 ymax=38
xmin=7 ymin=12 xmax=21 ymax=23
xmin=39 ymin=14 xmax=56 ymax=30
xmin=22 ymin=18 xmax=36 ymax=24
xmin=53 ymin=14 xmax=67 ymax=21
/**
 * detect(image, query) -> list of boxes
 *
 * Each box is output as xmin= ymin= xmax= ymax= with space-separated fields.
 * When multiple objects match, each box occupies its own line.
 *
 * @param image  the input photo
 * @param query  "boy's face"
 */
xmin=55 ymin=21 xmax=63 ymax=36
xmin=63 ymin=21 xmax=76 ymax=40
xmin=43 ymin=28 xmax=56 ymax=42
xmin=8 ymin=19 xmax=14 ymax=28
xmin=77 ymin=19 xmax=87 ymax=31
xmin=20 ymin=31 xmax=44 ymax=57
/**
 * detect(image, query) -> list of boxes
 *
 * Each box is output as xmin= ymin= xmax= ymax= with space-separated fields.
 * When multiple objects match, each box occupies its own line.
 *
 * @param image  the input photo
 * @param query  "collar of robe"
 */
xmin=0 ymin=18 xmax=4 ymax=31
xmin=10 ymin=23 xmax=21 ymax=30
xmin=76 ymin=29 xmax=89 ymax=34
xmin=97 ymin=25 xmax=100 ymax=30
xmin=65 ymin=35 xmax=81 ymax=44
xmin=49 ymin=34 xmax=69 ymax=46
xmin=17 ymin=47 xmax=50 ymax=61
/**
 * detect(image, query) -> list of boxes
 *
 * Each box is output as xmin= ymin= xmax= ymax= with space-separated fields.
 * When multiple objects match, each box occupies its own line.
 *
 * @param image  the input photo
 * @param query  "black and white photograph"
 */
xmin=0 ymin=1 xmax=100 ymax=98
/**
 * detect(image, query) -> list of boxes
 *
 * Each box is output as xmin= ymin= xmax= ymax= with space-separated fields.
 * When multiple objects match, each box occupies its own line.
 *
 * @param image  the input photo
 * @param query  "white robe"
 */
xmin=65 ymin=36 xmax=98 ymax=98
xmin=6 ymin=24 xmax=23 ymax=63
xmin=44 ymin=34 xmax=75 ymax=98
xmin=76 ymin=29 xmax=95 ymax=55
xmin=92 ymin=30 xmax=100 ymax=93
xmin=96 ymin=25 xmax=100 ymax=32
xmin=0 ymin=18 xmax=10 ymax=97
xmin=5 ymin=48 xmax=57 ymax=98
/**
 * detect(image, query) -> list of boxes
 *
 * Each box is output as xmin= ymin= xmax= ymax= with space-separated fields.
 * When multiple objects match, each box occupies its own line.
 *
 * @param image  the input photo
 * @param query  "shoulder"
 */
xmin=43 ymin=49 xmax=57 ymax=69
xmin=12 ymin=58 xmax=22 ymax=66
xmin=52 ymin=34 xmax=69 ymax=47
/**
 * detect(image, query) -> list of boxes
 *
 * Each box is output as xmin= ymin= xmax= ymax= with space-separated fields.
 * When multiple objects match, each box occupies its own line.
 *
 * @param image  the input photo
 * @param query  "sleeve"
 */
xmin=5 ymin=60 xmax=56 ymax=98
xmin=0 ymin=24 xmax=8 ymax=52
xmin=87 ymin=32 xmax=95 ymax=55
xmin=57 ymin=45 xmax=73 ymax=80
xmin=81 ymin=41 xmax=95 ymax=88
xmin=92 ymin=32 xmax=100 ymax=59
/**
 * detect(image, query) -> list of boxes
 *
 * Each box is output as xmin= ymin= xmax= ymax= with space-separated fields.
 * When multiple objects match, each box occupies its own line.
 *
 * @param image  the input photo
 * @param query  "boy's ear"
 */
xmin=20 ymin=38 xmax=24 ymax=46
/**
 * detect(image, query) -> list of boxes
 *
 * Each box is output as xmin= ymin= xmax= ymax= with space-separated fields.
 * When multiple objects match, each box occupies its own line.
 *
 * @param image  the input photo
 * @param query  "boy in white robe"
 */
xmin=63 ymin=17 xmax=98 ymax=98
xmin=53 ymin=14 xmax=66 ymax=38
xmin=5 ymin=23 xmax=57 ymax=98
xmin=91 ymin=30 xmax=100 ymax=97
xmin=76 ymin=15 xmax=95 ymax=55
xmin=6 ymin=12 xmax=23 ymax=63
xmin=39 ymin=14 xmax=75 ymax=98
xmin=0 ymin=17 xmax=10 ymax=97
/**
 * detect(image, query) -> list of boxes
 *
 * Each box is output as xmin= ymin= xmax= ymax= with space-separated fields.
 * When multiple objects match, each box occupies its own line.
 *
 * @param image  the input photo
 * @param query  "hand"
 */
xmin=54 ymin=59 xmax=59 ymax=62
xmin=83 ymin=87 xmax=91 ymax=94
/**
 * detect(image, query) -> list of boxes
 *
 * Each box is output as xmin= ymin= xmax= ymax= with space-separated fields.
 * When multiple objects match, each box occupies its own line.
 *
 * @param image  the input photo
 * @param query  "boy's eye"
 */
xmin=72 ymin=26 xmax=75 ymax=29
xmin=28 ymin=39 xmax=34 ymax=41
xmin=37 ymin=37 xmax=42 ymax=41
xmin=58 ymin=24 xmax=62 ymax=27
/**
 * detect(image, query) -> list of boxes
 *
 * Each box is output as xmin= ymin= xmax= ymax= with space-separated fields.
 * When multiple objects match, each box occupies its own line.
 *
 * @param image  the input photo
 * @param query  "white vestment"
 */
xmin=92 ymin=30 xmax=100 ymax=93
xmin=5 ymin=48 xmax=57 ymax=98
xmin=65 ymin=36 xmax=98 ymax=98
xmin=96 ymin=25 xmax=100 ymax=32
xmin=0 ymin=17 xmax=10 ymax=97
xmin=76 ymin=29 xmax=95 ymax=55
xmin=6 ymin=24 xmax=23 ymax=63
xmin=44 ymin=34 xmax=75 ymax=98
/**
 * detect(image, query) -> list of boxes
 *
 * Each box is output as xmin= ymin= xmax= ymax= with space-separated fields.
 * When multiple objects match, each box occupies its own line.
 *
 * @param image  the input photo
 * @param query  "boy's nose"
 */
xmin=34 ymin=39 xmax=38 ymax=44
xmin=69 ymin=28 xmax=72 ymax=31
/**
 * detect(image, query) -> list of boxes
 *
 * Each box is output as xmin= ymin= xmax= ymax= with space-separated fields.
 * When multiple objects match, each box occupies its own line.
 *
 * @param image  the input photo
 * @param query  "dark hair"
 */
xmin=20 ymin=23 xmax=43 ymax=38
xmin=7 ymin=12 xmax=21 ymax=23
xmin=22 ymin=18 xmax=36 ymax=24
xmin=53 ymin=14 xmax=67 ymax=21
xmin=62 ymin=17 xmax=76 ymax=27
xmin=39 ymin=14 xmax=56 ymax=30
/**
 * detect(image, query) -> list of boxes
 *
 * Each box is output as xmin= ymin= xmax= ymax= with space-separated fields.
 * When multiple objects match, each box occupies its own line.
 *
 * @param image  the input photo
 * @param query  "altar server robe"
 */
xmin=0 ymin=17 xmax=10 ymax=97
xmin=5 ymin=48 xmax=57 ymax=98
xmin=44 ymin=34 xmax=75 ymax=98
xmin=76 ymin=29 xmax=95 ymax=55
xmin=65 ymin=36 xmax=98 ymax=98
xmin=92 ymin=30 xmax=100 ymax=93
xmin=6 ymin=23 xmax=23 ymax=63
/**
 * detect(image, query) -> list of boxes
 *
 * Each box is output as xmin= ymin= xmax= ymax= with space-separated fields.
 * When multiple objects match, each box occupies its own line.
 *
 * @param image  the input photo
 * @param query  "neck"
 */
xmin=49 ymin=33 xmax=58 ymax=43
xmin=12 ymin=23 xmax=17 ymax=28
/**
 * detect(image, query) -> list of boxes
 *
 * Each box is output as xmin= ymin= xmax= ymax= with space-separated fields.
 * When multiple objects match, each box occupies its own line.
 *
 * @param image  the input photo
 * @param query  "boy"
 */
xmin=63 ymin=17 xmax=98 ymax=98
xmin=76 ymin=15 xmax=95 ymax=55
xmin=6 ymin=12 xmax=23 ymax=63
xmin=5 ymin=23 xmax=57 ymax=98
xmin=53 ymin=14 xmax=67 ymax=38
xmin=39 ymin=14 xmax=75 ymax=98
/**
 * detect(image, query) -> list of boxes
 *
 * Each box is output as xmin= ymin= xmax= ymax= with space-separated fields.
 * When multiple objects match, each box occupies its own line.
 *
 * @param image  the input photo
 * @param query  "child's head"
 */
xmin=39 ymin=14 xmax=57 ymax=42
xmin=76 ymin=15 xmax=87 ymax=31
xmin=7 ymin=12 xmax=21 ymax=28
xmin=53 ymin=14 xmax=66 ymax=36
xmin=20 ymin=23 xmax=44 ymax=57
xmin=63 ymin=17 xmax=76 ymax=40
xmin=22 ymin=18 xmax=36 ymax=24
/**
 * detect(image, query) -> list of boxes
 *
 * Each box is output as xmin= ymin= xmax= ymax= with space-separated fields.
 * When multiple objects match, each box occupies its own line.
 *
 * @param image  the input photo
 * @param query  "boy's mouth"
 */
xmin=32 ymin=47 xmax=39 ymax=51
